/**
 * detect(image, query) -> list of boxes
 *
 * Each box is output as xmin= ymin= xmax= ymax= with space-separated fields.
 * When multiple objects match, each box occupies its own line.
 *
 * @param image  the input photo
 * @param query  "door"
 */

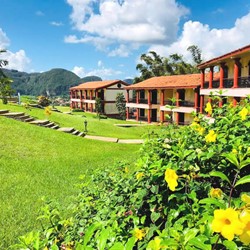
xmin=151 ymin=109 xmax=157 ymax=122
xmin=179 ymin=112 xmax=185 ymax=125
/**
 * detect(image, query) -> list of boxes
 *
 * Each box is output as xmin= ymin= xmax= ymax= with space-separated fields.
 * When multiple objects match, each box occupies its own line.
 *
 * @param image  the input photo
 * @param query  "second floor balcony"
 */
xmin=203 ymin=76 xmax=250 ymax=89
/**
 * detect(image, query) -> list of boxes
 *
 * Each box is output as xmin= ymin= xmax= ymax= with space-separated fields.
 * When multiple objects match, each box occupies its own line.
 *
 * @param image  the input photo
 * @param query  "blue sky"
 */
xmin=0 ymin=0 xmax=250 ymax=80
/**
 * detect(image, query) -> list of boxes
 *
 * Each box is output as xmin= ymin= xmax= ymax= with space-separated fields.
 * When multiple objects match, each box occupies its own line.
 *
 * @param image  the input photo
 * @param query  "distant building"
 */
xmin=124 ymin=74 xmax=202 ymax=124
xmin=198 ymin=44 xmax=250 ymax=110
xmin=70 ymin=80 xmax=129 ymax=116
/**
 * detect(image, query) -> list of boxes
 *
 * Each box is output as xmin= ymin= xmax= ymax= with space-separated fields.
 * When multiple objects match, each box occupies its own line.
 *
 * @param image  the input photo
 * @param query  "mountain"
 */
xmin=123 ymin=78 xmax=134 ymax=85
xmin=3 ymin=68 xmax=102 ymax=96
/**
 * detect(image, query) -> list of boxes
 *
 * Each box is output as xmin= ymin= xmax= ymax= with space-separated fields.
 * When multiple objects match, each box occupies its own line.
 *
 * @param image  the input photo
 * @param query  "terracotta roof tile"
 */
xmin=198 ymin=44 xmax=250 ymax=69
xmin=125 ymin=74 xmax=210 ymax=90
xmin=70 ymin=80 xmax=128 ymax=90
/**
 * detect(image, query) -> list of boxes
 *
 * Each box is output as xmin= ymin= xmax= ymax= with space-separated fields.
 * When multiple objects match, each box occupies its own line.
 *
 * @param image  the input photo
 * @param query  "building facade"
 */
xmin=198 ymin=44 xmax=250 ymax=111
xmin=70 ymin=80 xmax=129 ymax=116
xmin=125 ymin=75 xmax=201 ymax=124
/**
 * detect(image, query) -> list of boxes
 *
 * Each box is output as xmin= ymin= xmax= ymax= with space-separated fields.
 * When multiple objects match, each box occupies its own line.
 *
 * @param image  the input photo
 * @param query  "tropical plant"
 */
xmin=134 ymin=46 xmax=202 ymax=83
xmin=95 ymin=97 xmax=103 ymax=119
xmin=0 ymin=49 xmax=14 ymax=104
xmin=116 ymin=92 xmax=126 ymax=120
xmin=11 ymin=99 xmax=250 ymax=249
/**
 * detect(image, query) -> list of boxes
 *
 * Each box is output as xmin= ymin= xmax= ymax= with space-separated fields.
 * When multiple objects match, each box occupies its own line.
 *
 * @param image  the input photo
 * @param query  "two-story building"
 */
xmin=125 ymin=74 xmax=202 ymax=124
xmin=70 ymin=80 xmax=129 ymax=116
xmin=198 ymin=44 xmax=250 ymax=111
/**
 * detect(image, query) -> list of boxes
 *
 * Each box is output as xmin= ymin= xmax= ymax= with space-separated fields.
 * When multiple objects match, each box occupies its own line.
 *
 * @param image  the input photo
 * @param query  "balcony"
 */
xmin=202 ymin=77 xmax=250 ymax=89
xmin=238 ymin=76 xmax=250 ymax=88
xmin=180 ymin=101 xmax=195 ymax=107
xmin=223 ymin=78 xmax=233 ymax=88
xmin=139 ymin=98 xmax=148 ymax=104
xmin=128 ymin=98 xmax=136 ymax=103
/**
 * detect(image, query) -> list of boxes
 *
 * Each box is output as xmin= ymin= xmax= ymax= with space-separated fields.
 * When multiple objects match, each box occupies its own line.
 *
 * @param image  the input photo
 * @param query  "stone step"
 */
xmin=84 ymin=135 xmax=118 ymax=143
xmin=29 ymin=120 xmax=50 ymax=126
xmin=72 ymin=130 xmax=80 ymax=135
xmin=51 ymin=125 xmax=60 ymax=129
xmin=78 ymin=132 xmax=85 ymax=137
xmin=0 ymin=110 xmax=9 ymax=114
xmin=16 ymin=115 xmax=30 ymax=120
xmin=24 ymin=117 xmax=35 ymax=122
xmin=0 ymin=112 xmax=25 ymax=117
xmin=43 ymin=122 xmax=55 ymax=128
xmin=57 ymin=127 xmax=75 ymax=133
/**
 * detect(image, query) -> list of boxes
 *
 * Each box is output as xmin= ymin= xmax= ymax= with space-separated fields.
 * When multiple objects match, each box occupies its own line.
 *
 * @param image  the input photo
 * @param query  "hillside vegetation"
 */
xmin=0 ymin=106 xmax=141 ymax=248
xmin=3 ymin=68 xmax=102 ymax=96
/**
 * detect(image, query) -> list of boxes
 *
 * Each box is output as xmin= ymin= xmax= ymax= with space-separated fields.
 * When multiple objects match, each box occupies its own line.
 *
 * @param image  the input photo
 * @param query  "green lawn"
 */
xmin=0 ymin=102 xmax=164 ymax=139
xmin=0 ymin=113 xmax=141 ymax=248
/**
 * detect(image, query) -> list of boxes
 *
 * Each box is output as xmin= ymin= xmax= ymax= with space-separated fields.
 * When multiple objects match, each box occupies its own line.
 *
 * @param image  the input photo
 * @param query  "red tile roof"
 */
xmin=198 ymin=44 xmax=250 ymax=69
xmin=125 ymin=74 xmax=203 ymax=90
xmin=70 ymin=80 xmax=128 ymax=90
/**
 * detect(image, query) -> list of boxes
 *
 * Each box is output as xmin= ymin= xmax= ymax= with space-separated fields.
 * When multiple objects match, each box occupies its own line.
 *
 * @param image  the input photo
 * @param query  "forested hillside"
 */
xmin=3 ymin=68 xmax=102 ymax=96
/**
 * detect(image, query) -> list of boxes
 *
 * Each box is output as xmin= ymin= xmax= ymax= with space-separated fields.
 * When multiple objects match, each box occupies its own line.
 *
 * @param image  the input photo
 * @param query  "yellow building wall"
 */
xmin=184 ymin=89 xmax=195 ymax=102
xmin=184 ymin=113 xmax=194 ymax=124
xmin=164 ymin=89 xmax=174 ymax=100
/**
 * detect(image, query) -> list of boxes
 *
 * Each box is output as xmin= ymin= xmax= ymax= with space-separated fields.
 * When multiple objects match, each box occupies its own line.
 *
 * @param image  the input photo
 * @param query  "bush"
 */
xmin=11 ymin=100 xmax=250 ymax=249
xmin=37 ymin=96 xmax=51 ymax=107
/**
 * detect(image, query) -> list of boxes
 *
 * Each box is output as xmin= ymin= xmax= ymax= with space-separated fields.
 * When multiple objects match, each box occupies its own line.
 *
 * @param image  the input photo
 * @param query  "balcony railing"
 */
xmin=204 ymin=81 xmax=209 ymax=88
xmin=180 ymin=101 xmax=195 ymax=107
xmin=223 ymin=78 xmax=234 ymax=88
xmin=139 ymin=98 xmax=148 ymax=104
xmin=128 ymin=98 xmax=136 ymax=103
xmin=212 ymin=80 xmax=220 ymax=88
xmin=238 ymin=76 xmax=250 ymax=88
xmin=164 ymin=100 xmax=176 ymax=106
xmin=202 ymin=77 xmax=250 ymax=89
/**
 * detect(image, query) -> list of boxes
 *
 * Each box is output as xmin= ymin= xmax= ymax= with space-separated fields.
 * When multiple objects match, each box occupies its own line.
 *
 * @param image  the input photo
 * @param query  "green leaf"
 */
xmin=223 ymin=240 xmax=238 ymax=250
xmin=96 ymin=227 xmax=111 ymax=250
xmin=83 ymin=222 xmax=102 ymax=247
xmin=239 ymin=158 xmax=250 ymax=169
xmin=221 ymin=153 xmax=239 ymax=168
xmin=125 ymin=236 xmax=137 ymax=250
xmin=199 ymin=198 xmax=225 ymax=208
xmin=110 ymin=242 xmax=124 ymax=250
xmin=151 ymin=212 xmax=161 ymax=223
xmin=209 ymin=171 xmax=231 ymax=184
xmin=183 ymin=228 xmax=199 ymax=245
xmin=235 ymin=175 xmax=250 ymax=187
xmin=188 ymin=237 xmax=211 ymax=250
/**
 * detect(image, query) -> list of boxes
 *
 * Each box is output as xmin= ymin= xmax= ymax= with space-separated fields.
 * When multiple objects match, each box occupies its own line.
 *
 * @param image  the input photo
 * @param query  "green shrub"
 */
xmin=11 ymin=100 xmax=250 ymax=249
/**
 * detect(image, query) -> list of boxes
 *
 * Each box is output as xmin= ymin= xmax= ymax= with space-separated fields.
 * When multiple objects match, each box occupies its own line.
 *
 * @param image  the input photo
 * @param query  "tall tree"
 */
xmin=115 ymin=93 xmax=126 ymax=120
xmin=0 ymin=50 xmax=14 ymax=104
xmin=134 ymin=46 xmax=202 ymax=83
xmin=187 ymin=45 xmax=202 ymax=65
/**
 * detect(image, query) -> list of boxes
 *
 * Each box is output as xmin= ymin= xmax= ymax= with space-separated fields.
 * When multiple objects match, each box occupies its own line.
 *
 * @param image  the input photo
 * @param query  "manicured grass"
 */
xmin=0 ymin=114 xmax=140 ymax=248
xmin=0 ymin=103 xmax=165 ymax=139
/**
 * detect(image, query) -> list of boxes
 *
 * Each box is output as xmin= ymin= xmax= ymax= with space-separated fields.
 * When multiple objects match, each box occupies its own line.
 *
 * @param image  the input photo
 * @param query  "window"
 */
xmin=117 ymin=83 xmax=121 ymax=88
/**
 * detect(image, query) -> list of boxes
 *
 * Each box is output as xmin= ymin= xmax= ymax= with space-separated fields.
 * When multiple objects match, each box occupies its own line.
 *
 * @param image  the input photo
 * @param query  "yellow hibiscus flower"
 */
xmin=239 ymin=107 xmax=248 ymax=121
xmin=205 ymin=102 xmax=212 ymax=115
xmin=134 ymin=228 xmax=146 ymax=240
xmin=210 ymin=188 xmax=223 ymax=198
xmin=211 ymin=208 xmax=244 ymax=240
xmin=242 ymin=194 xmax=250 ymax=204
xmin=239 ymin=209 xmax=250 ymax=245
xmin=136 ymin=172 xmax=144 ymax=180
xmin=165 ymin=169 xmax=178 ymax=191
xmin=205 ymin=130 xmax=217 ymax=143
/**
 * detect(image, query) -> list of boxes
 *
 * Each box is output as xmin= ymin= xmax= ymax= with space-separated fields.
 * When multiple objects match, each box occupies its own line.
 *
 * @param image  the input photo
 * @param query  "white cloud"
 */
xmin=72 ymin=61 xmax=122 ymax=79
xmin=0 ymin=28 xmax=31 ymax=72
xmin=66 ymin=0 xmax=189 ymax=55
xmin=149 ymin=12 xmax=250 ymax=64
xmin=72 ymin=66 xmax=86 ymax=78
xmin=0 ymin=28 xmax=10 ymax=48
xmin=36 ymin=10 xmax=45 ymax=16
xmin=2 ymin=50 xmax=31 ymax=72
xmin=50 ymin=21 xmax=64 ymax=26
